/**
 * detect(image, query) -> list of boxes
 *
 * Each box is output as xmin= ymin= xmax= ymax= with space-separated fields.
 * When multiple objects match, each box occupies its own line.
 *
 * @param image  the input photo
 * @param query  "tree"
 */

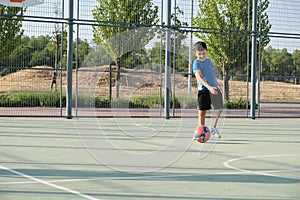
xmin=261 ymin=45 xmax=275 ymax=76
xmin=148 ymin=6 xmax=190 ymax=73
xmin=76 ymin=39 xmax=93 ymax=69
xmin=262 ymin=46 xmax=295 ymax=81
xmin=8 ymin=42 xmax=33 ymax=67
xmin=276 ymin=48 xmax=293 ymax=78
xmin=29 ymin=35 xmax=53 ymax=66
xmin=149 ymin=41 xmax=189 ymax=73
xmin=92 ymin=0 xmax=159 ymax=98
xmin=81 ymin=44 xmax=112 ymax=68
xmin=7 ymin=35 xmax=60 ymax=72
xmin=193 ymin=0 xmax=271 ymax=101
xmin=0 ymin=6 xmax=24 ymax=67
xmin=49 ymin=29 xmax=67 ymax=70
xmin=292 ymin=50 xmax=300 ymax=83
xmin=30 ymin=44 xmax=55 ymax=67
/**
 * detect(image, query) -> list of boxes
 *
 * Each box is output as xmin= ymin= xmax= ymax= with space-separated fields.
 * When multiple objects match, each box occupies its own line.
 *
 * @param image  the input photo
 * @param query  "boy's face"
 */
xmin=194 ymin=49 xmax=207 ymax=61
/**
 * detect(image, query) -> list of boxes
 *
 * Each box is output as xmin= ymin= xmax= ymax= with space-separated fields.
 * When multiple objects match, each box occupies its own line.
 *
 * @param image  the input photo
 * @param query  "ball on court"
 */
xmin=194 ymin=125 xmax=211 ymax=143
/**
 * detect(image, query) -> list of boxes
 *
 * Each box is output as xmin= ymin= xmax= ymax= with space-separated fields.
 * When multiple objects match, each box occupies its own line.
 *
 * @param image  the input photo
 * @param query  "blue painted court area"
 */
xmin=0 ymin=117 xmax=299 ymax=200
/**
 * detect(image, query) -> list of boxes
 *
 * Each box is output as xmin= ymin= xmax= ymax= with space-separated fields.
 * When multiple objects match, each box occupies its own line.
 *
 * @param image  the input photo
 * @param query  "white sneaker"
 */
xmin=211 ymin=127 xmax=221 ymax=138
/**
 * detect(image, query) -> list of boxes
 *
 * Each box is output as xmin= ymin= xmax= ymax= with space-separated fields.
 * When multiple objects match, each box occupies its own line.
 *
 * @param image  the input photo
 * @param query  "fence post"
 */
xmin=251 ymin=0 xmax=258 ymax=119
xmin=188 ymin=0 xmax=194 ymax=94
xmin=66 ymin=0 xmax=74 ymax=119
xmin=164 ymin=0 xmax=171 ymax=119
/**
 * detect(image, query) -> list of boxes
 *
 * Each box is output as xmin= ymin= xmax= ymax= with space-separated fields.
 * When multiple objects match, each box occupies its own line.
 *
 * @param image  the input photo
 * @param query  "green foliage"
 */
xmin=0 ymin=92 xmax=63 ymax=107
xmin=292 ymin=50 xmax=300 ymax=79
xmin=7 ymin=44 xmax=33 ymax=67
xmin=92 ymin=0 xmax=159 ymax=59
xmin=0 ymin=6 xmax=24 ymax=66
xmin=262 ymin=46 xmax=295 ymax=79
xmin=129 ymin=95 xmax=161 ymax=108
xmin=149 ymin=6 xmax=189 ymax=73
xmin=224 ymin=98 xmax=257 ymax=109
xmin=0 ymin=92 xmax=260 ymax=110
xmin=292 ymin=50 xmax=300 ymax=69
xmin=95 ymin=97 xmax=111 ymax=108
xmin=0 ymin=35 xmax=93 ymax=77
xmin=81 ymin=45 xmax=113 ymax=67
xmin=75 ymin=39 xmax=93 ymax=69
xmin=92 ymin=0 xmax=159 ymax=97
xmin=0 ymin=92 xmax=191 ymax=109
xmin=120 ymin=49 xmax=152 ymax=69
xmin=2 ymin=35 xmax=53 ymax=68
xmin=175 ymin=95 xmax=198 ymax=109
xmin=149 ymin=42 xmax=190 ymax=73
xmin=30 ymin=45 xmax=55 ymax=67
xmin=194 ymin=0 xmax=247 ymax=68
xmin=193 ymin=0 xmax=271 ymax=100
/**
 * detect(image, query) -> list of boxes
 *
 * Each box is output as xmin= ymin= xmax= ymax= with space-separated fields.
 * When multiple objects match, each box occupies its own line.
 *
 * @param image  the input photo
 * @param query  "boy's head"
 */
xmin=194 ymin=41 xmax=207 ymax=61
xmin=194 ymin=41 xmax=207 ymax=52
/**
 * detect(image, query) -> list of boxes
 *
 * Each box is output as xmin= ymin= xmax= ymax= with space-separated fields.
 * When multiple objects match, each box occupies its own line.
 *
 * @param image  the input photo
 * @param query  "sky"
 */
xmin=21 ymin=0 xmax=300 ymax=52
xmin=266 ymin=0 xmax=300 ymax=52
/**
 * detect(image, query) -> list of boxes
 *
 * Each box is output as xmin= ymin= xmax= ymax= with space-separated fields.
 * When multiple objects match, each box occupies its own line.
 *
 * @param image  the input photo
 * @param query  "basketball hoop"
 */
xmin=0 ymin=0 xmax=44 ymax=7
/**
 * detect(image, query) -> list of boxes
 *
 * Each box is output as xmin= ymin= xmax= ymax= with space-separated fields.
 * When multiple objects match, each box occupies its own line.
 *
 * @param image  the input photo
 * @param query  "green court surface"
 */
xmin=0 ymin=117 xmax=299 ymax=200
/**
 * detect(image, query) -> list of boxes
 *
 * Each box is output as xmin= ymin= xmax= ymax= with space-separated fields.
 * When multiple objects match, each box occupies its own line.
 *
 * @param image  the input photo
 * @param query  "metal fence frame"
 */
xmin=0 ymin=0 xmax=299 ymax=118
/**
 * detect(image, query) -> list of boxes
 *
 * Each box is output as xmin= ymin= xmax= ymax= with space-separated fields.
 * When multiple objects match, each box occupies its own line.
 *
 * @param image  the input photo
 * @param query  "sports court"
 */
xmin=0 ymin=0 xmax=300 ymax=199
xmin=1 ymin=117 xmax=299 ymax=200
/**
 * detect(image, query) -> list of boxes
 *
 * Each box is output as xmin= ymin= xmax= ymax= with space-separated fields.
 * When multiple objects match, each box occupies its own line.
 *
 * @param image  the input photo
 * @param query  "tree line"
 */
xmin=1 ymin=33 xmax=299 ymax=78
xmin=0 ymin=0 xmax=299 ymax=83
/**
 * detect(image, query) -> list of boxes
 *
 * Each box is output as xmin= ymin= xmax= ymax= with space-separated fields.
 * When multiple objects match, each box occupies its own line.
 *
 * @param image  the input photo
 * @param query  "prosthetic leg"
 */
xmin=211 ymin=109 xmax=222 ymax=138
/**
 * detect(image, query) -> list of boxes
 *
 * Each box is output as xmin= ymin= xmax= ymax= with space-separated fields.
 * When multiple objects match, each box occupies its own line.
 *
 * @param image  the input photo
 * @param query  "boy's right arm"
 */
xmin=195 ymin=71 xmax=218 ymax=94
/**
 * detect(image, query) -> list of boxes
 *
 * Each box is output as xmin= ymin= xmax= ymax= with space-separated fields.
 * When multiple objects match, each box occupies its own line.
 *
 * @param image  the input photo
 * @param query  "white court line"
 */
xmin=223 ymin=154 xmax=300 ymax=180
xmin=0 ymin=165 xmax=101 ymax=200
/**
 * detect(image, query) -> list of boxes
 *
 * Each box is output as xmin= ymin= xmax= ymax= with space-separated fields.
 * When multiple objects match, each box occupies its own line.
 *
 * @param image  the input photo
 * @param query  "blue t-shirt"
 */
xmin=193 ymin=58 xmax=217 ymax=91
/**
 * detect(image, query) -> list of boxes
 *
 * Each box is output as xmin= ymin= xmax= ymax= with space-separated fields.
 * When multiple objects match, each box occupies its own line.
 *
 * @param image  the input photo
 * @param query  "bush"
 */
xmin=95 ymin=97 xmax=111 ymax=108
xmin=224 ymin=98 xmax=257 ymax=109
xmin=0 ymin=92 xmax=64 ymax=107
xmin=1 ymin=92 xmax=240 ymax=109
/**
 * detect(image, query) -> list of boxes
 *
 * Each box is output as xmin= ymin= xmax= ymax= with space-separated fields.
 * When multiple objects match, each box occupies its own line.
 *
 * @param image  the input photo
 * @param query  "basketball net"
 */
xmin=0 ymin=0 xmax=44 ymax=7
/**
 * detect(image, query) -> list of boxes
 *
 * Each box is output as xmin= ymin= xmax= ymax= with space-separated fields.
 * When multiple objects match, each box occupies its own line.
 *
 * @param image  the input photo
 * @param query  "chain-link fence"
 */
xmin=0 ymin=0 xmax=299 ymax=118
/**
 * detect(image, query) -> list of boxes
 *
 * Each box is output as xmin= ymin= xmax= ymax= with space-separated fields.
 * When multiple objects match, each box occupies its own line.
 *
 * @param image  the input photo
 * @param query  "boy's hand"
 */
xmin=209 ymin=87 xmax=218 ymax=94
xmin=217 ymin=86 xmax=223 ymax=93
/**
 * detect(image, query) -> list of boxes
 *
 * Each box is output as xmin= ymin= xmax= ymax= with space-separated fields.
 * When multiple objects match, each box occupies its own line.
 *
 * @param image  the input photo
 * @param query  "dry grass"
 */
xmin=228 ymin=80 xmax=300 ymax=102
xmin=0 ymin=65 xmax=299 ymax=102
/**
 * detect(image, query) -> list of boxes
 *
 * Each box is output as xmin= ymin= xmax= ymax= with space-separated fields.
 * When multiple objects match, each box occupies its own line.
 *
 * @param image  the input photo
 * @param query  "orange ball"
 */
xmin=194 ymin=125 xmax=211 ymax=143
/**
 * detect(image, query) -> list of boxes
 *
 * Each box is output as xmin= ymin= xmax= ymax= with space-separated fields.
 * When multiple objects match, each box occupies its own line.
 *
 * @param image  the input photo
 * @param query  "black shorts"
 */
xmin=198 ymin=90 xmax=223 ymax=110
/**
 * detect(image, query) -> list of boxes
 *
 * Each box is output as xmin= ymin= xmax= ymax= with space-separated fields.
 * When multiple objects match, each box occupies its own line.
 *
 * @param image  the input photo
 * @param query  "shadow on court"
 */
xmin=0 ymin=117 xmax=299 ymax=200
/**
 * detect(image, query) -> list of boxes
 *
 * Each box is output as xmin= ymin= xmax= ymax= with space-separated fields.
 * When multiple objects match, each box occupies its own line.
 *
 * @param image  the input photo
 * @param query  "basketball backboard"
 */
xmin=0 ymin=0 xmax=44 ymax=7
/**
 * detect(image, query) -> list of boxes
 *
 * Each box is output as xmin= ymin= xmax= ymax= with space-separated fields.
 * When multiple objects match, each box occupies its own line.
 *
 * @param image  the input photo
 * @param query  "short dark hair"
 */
xmin=194 ymin=41 xmax=207 ymax=51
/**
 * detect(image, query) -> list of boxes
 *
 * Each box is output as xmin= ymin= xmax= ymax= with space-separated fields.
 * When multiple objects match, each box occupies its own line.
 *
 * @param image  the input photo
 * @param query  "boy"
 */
xmin=193 ymin=41 xmax=223 ymax=138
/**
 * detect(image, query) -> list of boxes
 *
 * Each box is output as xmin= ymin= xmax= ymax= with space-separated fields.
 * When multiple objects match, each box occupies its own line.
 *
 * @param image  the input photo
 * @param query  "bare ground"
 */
xmin=0 ymin=65 xmax=299 ymax=102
